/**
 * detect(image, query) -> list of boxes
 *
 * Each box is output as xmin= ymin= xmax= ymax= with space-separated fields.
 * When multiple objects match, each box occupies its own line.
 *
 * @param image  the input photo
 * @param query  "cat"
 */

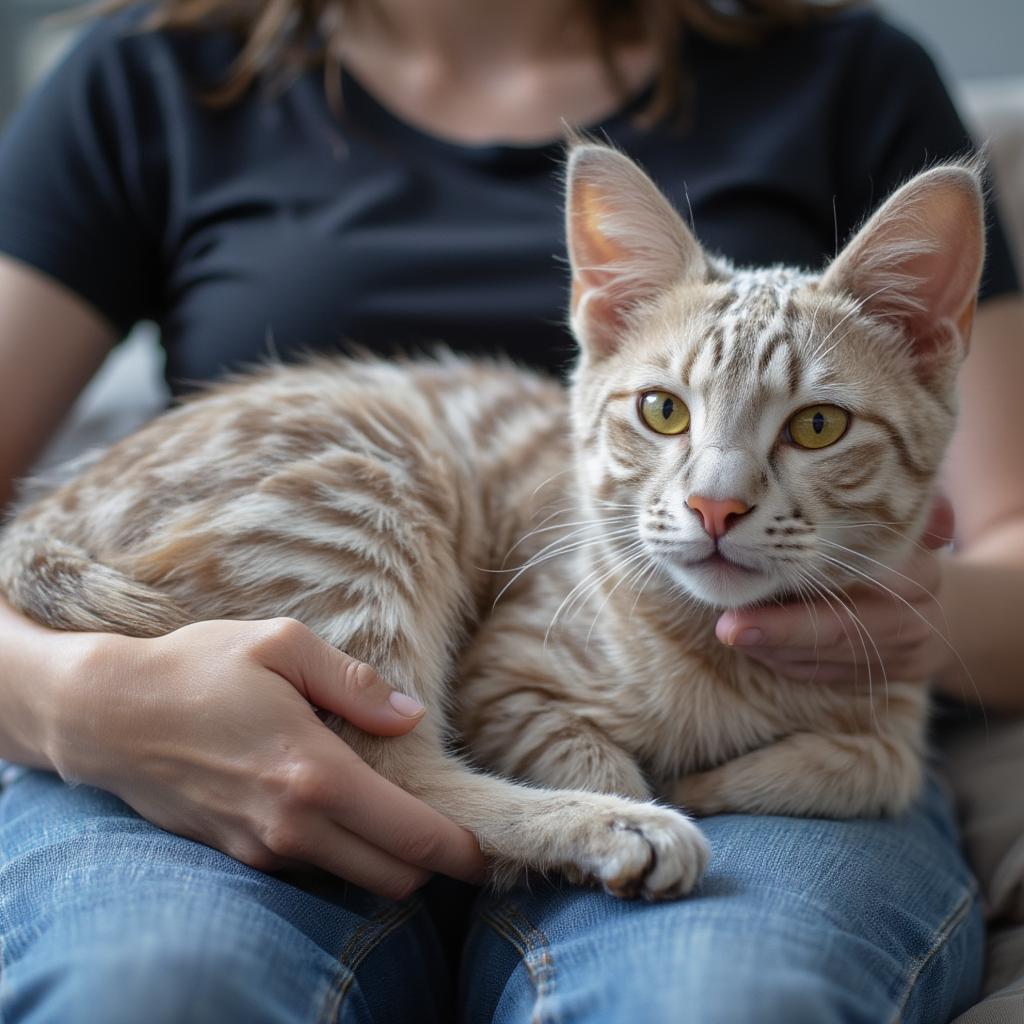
xmin=0 ymin=144 xmax=984 ymax=900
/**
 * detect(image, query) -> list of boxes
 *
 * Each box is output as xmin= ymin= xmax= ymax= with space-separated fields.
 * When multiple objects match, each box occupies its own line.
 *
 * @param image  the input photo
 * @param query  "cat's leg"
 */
xmin=310 ymin=598 xmax=705 ymax=895
xmin=383 ymin=736 xmax=707 ymax=899
xmin=664 ymin=690 xmax=927 ymax=819
xmin=332 ymin=655 xmax=706 ymax=899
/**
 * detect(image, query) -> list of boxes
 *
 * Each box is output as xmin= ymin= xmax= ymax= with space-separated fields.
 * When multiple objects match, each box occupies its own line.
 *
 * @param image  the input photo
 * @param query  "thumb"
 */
xmin=261 ymin=620 xmax=426 ymax=736
xmin=921 ymin=494 xmax=955 ymax=551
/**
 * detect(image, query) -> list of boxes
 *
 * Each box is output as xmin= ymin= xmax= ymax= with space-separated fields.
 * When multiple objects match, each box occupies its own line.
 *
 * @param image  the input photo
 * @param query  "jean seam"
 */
xmin=315 ymin=899 xmax=421 ymax=1024
xmin=888 ymin=881 xmax=978 ymax=1024
xmin=480 ymin=904 xmax=557 ymax=1024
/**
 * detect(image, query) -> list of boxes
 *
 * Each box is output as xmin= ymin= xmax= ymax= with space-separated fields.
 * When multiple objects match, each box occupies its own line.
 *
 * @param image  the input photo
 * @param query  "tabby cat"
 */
xmin=0 ymin=145 xmax=984 ymax=899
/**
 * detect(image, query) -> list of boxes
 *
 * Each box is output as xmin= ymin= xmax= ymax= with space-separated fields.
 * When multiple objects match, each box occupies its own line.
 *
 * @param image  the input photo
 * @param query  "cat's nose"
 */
xmin=686 ymin=496 xmax=751 ymax=538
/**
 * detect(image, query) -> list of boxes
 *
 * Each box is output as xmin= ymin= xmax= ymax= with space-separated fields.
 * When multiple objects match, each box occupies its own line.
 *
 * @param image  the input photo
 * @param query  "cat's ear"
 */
xmin=821 ymin=163 xmax=985 ymax=359
xmin=566 ymin=145 xmax=706 ymax=359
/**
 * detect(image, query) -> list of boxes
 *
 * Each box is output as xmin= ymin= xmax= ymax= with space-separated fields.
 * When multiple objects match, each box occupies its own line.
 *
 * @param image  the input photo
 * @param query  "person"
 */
xmin=0 ymin=1 xmax=1021 ymax=1020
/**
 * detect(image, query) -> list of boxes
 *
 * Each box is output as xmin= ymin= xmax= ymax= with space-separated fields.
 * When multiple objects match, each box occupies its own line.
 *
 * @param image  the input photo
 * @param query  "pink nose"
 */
xmin=686 ymin=496 xmax=751 ymax=538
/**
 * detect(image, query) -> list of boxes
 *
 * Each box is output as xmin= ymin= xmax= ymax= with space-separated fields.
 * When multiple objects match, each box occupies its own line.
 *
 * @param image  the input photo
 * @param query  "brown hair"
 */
xmin=94 ymin=0 xmax=856 ymax=119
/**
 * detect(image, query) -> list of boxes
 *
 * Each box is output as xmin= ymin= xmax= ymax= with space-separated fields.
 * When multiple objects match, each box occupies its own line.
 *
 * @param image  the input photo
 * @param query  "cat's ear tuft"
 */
xmin=821 ymin=163 xmax=986 ymax=362
xmin=566 ymin=145 xmax=706 ymax=360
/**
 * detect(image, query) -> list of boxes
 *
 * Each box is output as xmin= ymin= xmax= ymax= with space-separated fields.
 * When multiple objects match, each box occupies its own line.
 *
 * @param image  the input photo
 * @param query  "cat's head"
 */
xmin=564 ymin=144 xmax=984 ymax=608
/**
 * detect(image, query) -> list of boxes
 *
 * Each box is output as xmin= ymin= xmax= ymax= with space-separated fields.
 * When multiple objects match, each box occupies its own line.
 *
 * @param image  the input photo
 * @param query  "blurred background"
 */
xmin=1 ymin=0 xmax=1022 ymax=469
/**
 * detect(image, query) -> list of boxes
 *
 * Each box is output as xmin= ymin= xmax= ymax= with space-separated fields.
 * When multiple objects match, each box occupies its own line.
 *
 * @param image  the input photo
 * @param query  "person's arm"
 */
xmin=0 ymin=254 xmax=115 ymax=508
xmin=717 ymin=295 xmax=1024 ymax=712
xmin=933 ymin=295 xmax=1024 ymax=708
xmin=0 ymin=253 xmax=116 ymax=762
xmin=0 ymin=256 xmax=485 ymax=895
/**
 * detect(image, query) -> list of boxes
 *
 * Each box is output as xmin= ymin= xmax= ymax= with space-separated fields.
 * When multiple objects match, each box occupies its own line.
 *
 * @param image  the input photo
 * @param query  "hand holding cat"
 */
xmin=716 ymin=498 xmax=956 ymax=685
xmin=47 ymin=617 xmax=486 ymax=899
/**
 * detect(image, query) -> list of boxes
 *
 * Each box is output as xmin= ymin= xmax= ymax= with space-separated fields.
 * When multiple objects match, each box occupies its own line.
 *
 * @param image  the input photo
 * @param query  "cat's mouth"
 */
xmin=686 ymin=552 xmax=759 ymax=575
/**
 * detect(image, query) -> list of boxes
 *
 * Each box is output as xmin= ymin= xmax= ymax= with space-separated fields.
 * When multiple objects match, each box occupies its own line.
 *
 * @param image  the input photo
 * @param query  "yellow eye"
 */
xmin=639 ymin=391 xmax=690 ymax=435
xmin=787 ymin=404 xmax=849 ymax=449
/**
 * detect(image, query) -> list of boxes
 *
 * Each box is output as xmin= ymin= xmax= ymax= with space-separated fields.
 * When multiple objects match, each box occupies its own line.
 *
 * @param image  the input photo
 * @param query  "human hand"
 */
xmin=715 ymin=498 xmax=956 ymax=685
xmin=47 ymin=617 xmax=486 ymax=899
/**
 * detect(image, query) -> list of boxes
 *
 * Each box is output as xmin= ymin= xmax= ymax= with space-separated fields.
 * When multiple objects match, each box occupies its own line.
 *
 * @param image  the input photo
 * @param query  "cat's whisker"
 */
xmin=818 ymin=538 xmax=947 ymax=617
xmin=490 ymin=526 xmax=639 ymax=609
xmin=799 ymin=564 xmax=887 ymax=729
xmin=809 ymin=282 xmax=895 ymax=362
xmin=529 ymin=469 xmax=573 ymax=501
xmin=585 ymin=549 xmax=655 ymax=648
xmin=545 ymin=540 xmax=645 ymax=645
xmin=817 ymin=551 xmax=985 ymax=714
xmin=788 ymin=570 xmax=822 ymax=657
xmin=491 ymin=522 xmax=637 ymax=578
xmin=628 ymin=560 xmax=662 ymax=620
xmin=822 ymin=520 xmax=941 ymax=557
xmin=502 ymin=513 xmax=636 ymax=566
xmin=805 ymin=288 xmax=827 ymax=354
xmin=564 ymin=542 xmax=647 ymax=627
xmin=824 ymin=520 xmax=916 ymax=528
xmin=812 ymin=557 xmax=904 ymax=717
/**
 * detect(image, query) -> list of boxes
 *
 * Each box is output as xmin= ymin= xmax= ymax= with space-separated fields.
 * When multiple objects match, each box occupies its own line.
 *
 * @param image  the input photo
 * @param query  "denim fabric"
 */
xmin=0 ymin=769 xmax=982 ymax=1024
xmin=461 ymin=774 xmax=983 ymax=1024
xmin=0 ymin=772 xmax=448 ymax=1024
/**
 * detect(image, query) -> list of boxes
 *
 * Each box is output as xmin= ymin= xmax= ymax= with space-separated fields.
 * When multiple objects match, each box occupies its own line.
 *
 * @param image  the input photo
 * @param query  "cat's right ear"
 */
xmin=566 ymin=145 xmax=705 ymax=359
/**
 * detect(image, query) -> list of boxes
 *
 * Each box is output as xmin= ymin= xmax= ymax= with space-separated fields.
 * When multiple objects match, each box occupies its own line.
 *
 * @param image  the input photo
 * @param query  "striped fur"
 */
xmin=0 ymin=148 xmax=985 ymax=898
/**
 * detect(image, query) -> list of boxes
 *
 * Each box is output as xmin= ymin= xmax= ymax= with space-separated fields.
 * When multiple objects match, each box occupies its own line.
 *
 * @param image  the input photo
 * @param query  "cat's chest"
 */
xmin=594 ymin=635 xmax=788 ymax=780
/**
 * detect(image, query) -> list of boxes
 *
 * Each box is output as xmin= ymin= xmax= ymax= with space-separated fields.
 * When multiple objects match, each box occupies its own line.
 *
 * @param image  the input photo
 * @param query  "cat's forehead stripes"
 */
xmin=673 ymin=270 xmax=808 ymax=397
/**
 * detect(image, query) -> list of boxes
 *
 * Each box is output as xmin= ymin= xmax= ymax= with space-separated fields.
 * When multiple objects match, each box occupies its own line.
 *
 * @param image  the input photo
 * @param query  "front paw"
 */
xmin=568 ymin=800 xmax=710 ymax=900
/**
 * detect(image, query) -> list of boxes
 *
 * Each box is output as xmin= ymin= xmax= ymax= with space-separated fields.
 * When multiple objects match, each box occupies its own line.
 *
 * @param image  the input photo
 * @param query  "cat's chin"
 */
xmin=662 ymin=554 xmax=782 ymax=609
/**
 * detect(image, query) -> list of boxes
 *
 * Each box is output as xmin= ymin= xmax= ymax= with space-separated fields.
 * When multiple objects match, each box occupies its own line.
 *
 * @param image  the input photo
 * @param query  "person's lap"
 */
xmin=0 ymin=766 xmax=983 ymax=1024
xmin=464 ymin=773 xmax=982 ymax=1023
xmin=0 ymin=769 xmax=449 ymax=1024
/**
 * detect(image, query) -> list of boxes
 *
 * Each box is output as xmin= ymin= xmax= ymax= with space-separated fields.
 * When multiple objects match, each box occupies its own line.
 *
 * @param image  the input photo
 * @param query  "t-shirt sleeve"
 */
xmin=837 ymin=17 xmax=1020 ymax=303
xmin=0 ymin=13 xmax=165 ymax=332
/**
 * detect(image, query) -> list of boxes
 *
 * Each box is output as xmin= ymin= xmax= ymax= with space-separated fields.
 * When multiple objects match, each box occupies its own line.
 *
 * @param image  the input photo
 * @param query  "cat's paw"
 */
xmin=571 ymin=801 xmax=709 ymax=900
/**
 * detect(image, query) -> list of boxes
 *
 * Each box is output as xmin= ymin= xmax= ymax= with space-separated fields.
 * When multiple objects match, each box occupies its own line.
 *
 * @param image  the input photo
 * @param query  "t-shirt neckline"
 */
xmin=336 ymin=65 xmax=656 ymax=164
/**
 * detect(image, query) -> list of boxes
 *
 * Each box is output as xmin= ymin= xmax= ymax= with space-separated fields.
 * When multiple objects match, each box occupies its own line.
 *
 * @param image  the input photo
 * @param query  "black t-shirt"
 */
xmin=0 ymin=7 xmax=1018 ymax=393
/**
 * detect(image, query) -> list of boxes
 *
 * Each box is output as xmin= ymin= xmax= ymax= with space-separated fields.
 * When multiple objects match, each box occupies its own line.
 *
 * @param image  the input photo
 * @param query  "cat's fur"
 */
xmin=0 ymin=146 xmax=984 ymax=899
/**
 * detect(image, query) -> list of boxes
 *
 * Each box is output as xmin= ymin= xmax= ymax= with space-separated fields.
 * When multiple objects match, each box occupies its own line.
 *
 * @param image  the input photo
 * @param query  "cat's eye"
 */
xmin=639 ymin=391 xmax=690 ymax=435
xmin=787 ymin=404 xmax=849 ymax=449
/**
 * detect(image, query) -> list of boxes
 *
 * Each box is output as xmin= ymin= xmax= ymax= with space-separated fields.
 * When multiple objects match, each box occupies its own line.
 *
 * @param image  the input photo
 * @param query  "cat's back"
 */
xmin=10 ymin=355 xmax=570 ymax=611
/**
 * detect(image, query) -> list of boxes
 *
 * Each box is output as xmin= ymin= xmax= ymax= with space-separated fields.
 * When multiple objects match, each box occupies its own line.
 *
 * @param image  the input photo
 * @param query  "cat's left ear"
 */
xmin=566 ymin=145 xmax=706 ymax=359
xmin=821 ymin=163 xmax=986 ymax=359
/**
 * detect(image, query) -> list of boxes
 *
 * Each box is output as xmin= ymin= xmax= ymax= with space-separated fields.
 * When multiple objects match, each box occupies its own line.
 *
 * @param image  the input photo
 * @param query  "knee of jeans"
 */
xmin=682 ymin=967 xmax=857 ymax=1024
xmin=4 ymin=900 xmax=335 ymax=1024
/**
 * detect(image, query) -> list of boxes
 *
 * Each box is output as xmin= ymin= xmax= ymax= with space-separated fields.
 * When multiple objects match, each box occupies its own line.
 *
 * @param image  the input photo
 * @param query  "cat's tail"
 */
xmin=0 ymin=520 xmax=192 ymax=637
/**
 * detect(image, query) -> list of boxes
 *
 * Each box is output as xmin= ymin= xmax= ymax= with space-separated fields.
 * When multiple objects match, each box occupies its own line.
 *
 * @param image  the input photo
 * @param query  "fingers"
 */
xmin=717 ymin=582 xmax=945 ymax=683
xmin=273 ymin=816 xmax=432 ymax=901
xmin=254 ymin=618 xmax=426 ymax=736
xmin=716 ymin=604 xmax=855 ymax=652
xmin=286 ymin=746 xmax=488 ymax=885
xmin=739 ymin=657 xmax=870 ymax=683
xmin=921 ymin=493 xmax=955 ymax=550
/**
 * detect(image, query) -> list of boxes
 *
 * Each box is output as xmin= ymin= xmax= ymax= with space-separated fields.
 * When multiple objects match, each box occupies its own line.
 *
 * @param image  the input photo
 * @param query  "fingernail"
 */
xmin=732 ymin=628 xmax=765 ymax=646
xmin=388 ymin=691 xmax=425 ymax=718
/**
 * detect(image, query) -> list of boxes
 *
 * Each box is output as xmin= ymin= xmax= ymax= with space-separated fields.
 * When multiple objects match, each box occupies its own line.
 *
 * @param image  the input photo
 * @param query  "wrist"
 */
xmin=39 ymin=630 xmax=137 ymax=782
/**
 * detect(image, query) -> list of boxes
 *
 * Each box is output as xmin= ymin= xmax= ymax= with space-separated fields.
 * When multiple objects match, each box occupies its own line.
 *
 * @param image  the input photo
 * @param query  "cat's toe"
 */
xmin=597 ymin=805 xmax=709 ymax=901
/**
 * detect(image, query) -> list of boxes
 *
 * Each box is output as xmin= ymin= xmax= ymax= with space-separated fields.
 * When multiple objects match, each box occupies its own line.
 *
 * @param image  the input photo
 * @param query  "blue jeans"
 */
xmin=0 ymin=766 xmax=982 ymax=1023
